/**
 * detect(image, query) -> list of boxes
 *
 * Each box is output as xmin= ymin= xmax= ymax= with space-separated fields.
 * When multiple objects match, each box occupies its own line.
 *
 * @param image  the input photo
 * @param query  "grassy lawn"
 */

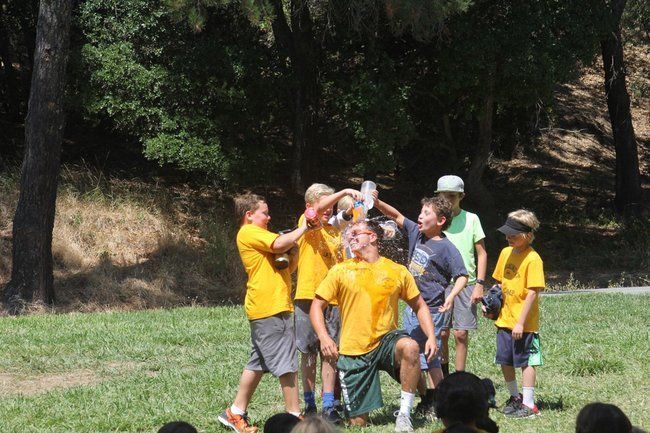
xmin=0 ymin=293 xmax=648 ymax=433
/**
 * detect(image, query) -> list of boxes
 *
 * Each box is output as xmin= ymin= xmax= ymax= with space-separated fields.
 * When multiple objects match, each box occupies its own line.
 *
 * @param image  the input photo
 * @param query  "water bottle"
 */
xmin=304 ymin=206 xmax=320 ymax=229
xmin=360 ymin=180 xmax=376 ymax=210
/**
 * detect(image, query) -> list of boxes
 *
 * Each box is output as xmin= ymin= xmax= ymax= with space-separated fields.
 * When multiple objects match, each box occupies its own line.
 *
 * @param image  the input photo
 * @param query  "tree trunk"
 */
xmin=601 ymin=0 xmax=642 ymax=215
xmin=3 ymin=0 xmax=72 ymax=313
xmin=269 ymin=0 xmax=319 ymax=194
xmin=466 ymin=67 xmax=496 ymax=210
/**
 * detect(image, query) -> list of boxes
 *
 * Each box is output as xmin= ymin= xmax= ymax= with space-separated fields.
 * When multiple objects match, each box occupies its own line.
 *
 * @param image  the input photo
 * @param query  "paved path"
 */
xmin=543 ymin=286 xmax=650 ymax=296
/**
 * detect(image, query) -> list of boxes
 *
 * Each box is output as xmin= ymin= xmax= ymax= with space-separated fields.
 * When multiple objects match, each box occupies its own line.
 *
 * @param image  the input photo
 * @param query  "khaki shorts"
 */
xmin=441 ymin=284 xmax=478 ymax=330
xmin=294 ymin=299 xmax=341 ymax=354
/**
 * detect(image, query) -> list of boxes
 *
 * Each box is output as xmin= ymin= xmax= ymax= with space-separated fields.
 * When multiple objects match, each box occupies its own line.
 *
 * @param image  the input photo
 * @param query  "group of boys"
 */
xmin=219 ymin=175 xmax=545 ymax=433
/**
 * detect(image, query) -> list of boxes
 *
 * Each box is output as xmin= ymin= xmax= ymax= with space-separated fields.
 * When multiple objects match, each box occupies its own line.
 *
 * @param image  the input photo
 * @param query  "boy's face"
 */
xmin=506 ymin=233 xmax=529 ymax=250
xmin=346 ymin=222 xmax=376 ymax=254
xmin=418 ymin=205 xmax=445 ymax=236
xmin=247 ymin=201 xmax=271 ymax=229
xmin=438 ymin=192 xmax=463 ymax=211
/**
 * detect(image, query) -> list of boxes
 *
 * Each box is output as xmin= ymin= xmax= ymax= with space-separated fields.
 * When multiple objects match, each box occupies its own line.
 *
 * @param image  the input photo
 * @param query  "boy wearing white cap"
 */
xmin=435 ymin=175 xmax=488 ymax=382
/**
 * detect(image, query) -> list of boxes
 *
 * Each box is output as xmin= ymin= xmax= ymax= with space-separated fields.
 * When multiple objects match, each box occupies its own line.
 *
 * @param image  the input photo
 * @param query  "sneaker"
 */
xmin=505 ymin=402 xmax=539 ymax=419
xmin=502 ymin=394 xmax=523 ymax=415
xmin=394 ymin=411 xmax=414 ymax=433
xmin=322 ymin=406 xmax=343 ymax=424
xmin=218 ymin=408 xmax=259 ymax=433
xmin=414 ymin=397 xmax=436 ymax=420
xmin=303 ymin=405 xmax=317 ymax=416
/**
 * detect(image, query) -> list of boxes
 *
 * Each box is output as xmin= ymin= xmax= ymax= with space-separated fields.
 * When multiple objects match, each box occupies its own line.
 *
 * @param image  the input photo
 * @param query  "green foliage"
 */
xmin=73 ymin=0 xmax=285 ymax=182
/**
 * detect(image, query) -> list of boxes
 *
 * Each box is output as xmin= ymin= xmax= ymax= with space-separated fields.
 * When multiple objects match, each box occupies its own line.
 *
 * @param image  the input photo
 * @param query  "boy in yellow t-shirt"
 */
xmin=491 ymin=209 xmax=545 ymax=419
xmin=294 ymin=184 xmax=361 ymax=422
xmin=218 ymin=194 xmax=308 ymax=433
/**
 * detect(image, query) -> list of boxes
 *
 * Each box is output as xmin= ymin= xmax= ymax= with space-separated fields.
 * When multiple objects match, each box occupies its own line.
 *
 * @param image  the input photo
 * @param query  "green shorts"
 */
xmin=337 ymin=330 xmax=410 ymax=417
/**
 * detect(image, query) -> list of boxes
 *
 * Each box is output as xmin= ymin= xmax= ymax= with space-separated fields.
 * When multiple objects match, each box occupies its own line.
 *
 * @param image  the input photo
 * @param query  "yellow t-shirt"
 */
xmin=492 ymin=246 xmax=545 ymax=332
xmin=296 ymin=215 xmax=342 ymax=301
xmin=236 ymin=224 xmax=293 ymax=321
xmin=316 ymin=257 xmax=420 ymax=356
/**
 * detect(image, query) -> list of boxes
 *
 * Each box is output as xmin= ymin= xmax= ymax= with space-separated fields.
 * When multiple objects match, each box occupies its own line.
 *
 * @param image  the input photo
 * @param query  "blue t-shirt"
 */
xmin=404 ymin=218 xmax=468 ymax=309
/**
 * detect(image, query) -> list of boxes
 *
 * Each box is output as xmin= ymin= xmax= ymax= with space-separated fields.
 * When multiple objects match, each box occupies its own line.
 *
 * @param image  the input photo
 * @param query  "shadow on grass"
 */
xmin=537 ymin=396 xmax=565 ymax=412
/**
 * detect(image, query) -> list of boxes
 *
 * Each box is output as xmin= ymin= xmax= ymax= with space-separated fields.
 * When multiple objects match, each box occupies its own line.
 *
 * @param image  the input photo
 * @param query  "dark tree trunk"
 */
xmin=270 ymin=0 xmax=319 ymax=194
xmin=3 ymin=0 xmax=72 ymax=313
xmin=466 ymin=67 xmax=496 ymax=210
xmin=601 ymin=0 xmax=642 ymax=215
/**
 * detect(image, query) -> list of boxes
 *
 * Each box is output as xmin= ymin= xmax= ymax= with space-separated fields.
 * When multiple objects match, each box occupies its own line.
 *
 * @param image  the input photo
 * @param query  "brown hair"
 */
xmin=291 ymin=416 xmax=339 ymax=433
xmin=234 ymin=193 xmax=265 ymax=225
xmin=421 ymin=196 xmax=453 ymax=231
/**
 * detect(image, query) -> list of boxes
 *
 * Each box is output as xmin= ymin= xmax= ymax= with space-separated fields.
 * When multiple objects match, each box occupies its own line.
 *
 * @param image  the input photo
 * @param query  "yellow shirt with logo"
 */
xmin=316 ymin=257 xmax=420 ymax=356
xmin=295 ymin=215 xmax=342 ymax=302
xmin=492 ymin=246 xmax=545 ymax=332
xmin=236 ymin=224 xmax=293 ymax=321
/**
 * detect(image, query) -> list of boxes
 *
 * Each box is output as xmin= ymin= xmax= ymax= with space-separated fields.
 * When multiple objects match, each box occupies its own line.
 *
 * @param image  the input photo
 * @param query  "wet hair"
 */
xmin=420 ymin=196 xmax=454 ymax=231
xmin=234 ymin=193 xmax=265 ymax=225
xmin=291 ymin=416 xmax=338 ymax=433
xmin=435 ymin=372 xmax=489 ymax=424
xmin=264 ymin=413 xmax=301 ymax=433
xmin=351 ymin=220 xmax=384 ymax=242
xmin=158 ymin=421 xmax=198 ymax=433
xmin=305 ymin=183 xmax=334 ymax=204
xmin=576 ymin=403 xmax=633 ymax=433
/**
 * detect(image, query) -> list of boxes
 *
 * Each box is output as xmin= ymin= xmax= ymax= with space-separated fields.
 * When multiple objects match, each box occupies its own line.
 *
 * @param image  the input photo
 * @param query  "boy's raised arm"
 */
xmin=315 ymin=188 xmax=362 ymax=214
xmin=271 ymin=218 xmax=308 ymax=253
xmin=371 ymin=190 xmax=405 ymax=227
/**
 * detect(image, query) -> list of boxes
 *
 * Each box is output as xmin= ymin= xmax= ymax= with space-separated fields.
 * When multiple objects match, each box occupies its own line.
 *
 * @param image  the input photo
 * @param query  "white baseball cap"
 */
xmin=435 ymin=175 xmax=464 ymax=193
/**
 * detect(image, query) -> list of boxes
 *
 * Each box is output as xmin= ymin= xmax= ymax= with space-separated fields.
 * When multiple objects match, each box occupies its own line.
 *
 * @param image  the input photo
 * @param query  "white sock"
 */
xmin=230 ymin=404 xmax=246 ymax=415
xmin=506 ymin=380 xmax=519 ymax=397
xmin=522 ymin=387 xmax=535 ymax=408
xmin=399 ymin=391 xmax=415 ymax=415
xmin=288 ymin=411 xmax=301 ymax=418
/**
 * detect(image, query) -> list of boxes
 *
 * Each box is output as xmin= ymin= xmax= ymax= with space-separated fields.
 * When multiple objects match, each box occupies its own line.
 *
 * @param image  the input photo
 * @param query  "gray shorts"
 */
xmin=295 ymin=299 xmax=341 ymax=354
xmin=442 ymin=284 xmax=478 ymax=330
xmin=245 ymin=312 xmax=297 ymax=377
xmin=402 ymin=306 xmax=444 ymax=370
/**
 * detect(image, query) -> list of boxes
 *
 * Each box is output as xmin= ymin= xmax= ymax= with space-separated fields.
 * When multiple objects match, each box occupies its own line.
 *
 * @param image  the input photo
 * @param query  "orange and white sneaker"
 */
xmin=218 ymin=407 xmax=259 ymax=433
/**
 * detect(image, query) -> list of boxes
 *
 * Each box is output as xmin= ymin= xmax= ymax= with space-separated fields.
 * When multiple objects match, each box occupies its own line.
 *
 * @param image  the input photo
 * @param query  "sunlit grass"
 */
xmin=0 ymin=293 xmax=648 ymax=433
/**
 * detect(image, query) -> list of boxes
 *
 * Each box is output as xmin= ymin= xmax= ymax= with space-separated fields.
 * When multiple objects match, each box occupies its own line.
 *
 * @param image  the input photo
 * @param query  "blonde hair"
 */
xmin=234 ymin=193 xmax=265 ymax=225
xmin=291 ymin=416 xmax=339 ymax=433
xmin=508 ymin=209 xmax=540 ymax=243
xmin=337 ymin=195 xmax=354 ymax=212
xmin=305 ymin=183 xmax=335 ymax=205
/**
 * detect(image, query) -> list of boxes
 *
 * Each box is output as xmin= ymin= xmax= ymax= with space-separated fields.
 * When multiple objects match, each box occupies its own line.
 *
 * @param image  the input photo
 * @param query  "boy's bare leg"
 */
xmin=321 ymin=356 xmax=336 ymax=394
xmin=440 ymin=329 xmax=450 ymax=375
xmin=521 ymin=366 xmax=536 ymax=387
xmin=300 ymin=352 xmax=317 ymax=394
xmin=453 ymin=329 xmax=469 ymax=371
xmin=279 ymin=372 xmax=301 ymax=413
xmin=427 ymin=367 xmax=444 ymax=389
xmin=233 ymin=369 xmax=264 ymax=411
xmin=349 ymin=413 xmax=369 ymax=426
xmin=501 ymin=364 xmax=516 ymax=383
xmin=395 ymin=338 xmax=421 ymax=394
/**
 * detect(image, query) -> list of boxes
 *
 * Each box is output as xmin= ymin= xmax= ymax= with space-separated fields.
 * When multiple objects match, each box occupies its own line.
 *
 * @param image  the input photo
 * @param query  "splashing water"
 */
xmin=340 ymin=216 xmax=409 ymax=265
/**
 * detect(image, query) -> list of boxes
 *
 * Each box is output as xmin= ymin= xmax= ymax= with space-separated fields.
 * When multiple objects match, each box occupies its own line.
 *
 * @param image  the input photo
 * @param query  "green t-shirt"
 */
xmin=443 ymin=209 xmax=485 ymax=285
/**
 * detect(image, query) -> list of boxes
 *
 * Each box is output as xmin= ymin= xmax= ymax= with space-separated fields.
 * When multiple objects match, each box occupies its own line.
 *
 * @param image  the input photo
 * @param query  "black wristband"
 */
xmin=476 ymin=279 xmax=485 ymax=285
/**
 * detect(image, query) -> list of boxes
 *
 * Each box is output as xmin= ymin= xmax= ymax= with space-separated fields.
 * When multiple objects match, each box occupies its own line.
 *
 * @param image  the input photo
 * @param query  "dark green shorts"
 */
xmin=337 ymin=330 xmax=410 ymax=417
